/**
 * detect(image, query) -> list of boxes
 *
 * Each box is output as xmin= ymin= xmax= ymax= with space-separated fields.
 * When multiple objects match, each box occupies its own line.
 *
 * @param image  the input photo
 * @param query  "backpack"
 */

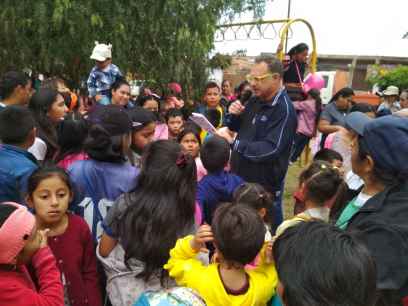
xmin=134 ymin=287 xmax=206 ymax=306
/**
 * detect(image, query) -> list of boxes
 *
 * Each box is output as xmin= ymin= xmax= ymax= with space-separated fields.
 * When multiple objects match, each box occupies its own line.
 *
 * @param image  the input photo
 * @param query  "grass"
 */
xmin=283 ymin=163 xmax=304 ymax=220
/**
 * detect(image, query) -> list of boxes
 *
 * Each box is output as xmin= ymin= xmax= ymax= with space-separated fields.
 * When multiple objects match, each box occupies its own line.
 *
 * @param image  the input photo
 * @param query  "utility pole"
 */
xmin=285 ymin=0 xmax=292 ymax=52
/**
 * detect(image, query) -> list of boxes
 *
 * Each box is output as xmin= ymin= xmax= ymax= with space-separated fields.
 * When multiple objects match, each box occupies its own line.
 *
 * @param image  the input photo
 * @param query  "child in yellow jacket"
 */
xmin=164 ymin=203 xmax=278 ymax=306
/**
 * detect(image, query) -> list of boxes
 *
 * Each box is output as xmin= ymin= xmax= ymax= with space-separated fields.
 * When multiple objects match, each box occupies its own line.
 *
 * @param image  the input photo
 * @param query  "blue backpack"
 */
xmin=134 ymin=287 xmax=206 ymax=306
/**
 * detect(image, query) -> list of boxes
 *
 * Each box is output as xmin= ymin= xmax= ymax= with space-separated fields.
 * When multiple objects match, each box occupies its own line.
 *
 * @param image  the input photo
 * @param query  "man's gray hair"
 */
xmin=255 ymin=56 xmax=283 ymax=77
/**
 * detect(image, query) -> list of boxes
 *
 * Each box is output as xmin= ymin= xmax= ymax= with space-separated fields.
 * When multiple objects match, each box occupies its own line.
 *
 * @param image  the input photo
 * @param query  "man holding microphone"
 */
xmin=218 ymin=56 xmax=297 ymax=229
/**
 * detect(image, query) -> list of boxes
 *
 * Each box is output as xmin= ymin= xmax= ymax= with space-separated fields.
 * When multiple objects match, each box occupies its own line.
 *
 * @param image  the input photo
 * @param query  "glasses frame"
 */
xmin=246 ymin=73 xmax=277 ymax=83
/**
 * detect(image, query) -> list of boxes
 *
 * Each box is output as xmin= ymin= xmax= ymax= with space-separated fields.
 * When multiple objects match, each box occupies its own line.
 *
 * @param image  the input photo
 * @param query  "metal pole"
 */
xmin=217 ymin=19 xmax=290 ymax=28
xmin=285 ymin=0 xmax=292 ymax=53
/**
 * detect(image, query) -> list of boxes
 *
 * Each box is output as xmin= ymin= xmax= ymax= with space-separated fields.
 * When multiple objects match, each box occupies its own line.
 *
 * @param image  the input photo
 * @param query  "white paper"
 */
xmin=189 ymin=112 xmax=217 ymax=133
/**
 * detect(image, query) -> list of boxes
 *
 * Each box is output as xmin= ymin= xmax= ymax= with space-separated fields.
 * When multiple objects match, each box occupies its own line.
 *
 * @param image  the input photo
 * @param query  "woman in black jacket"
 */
xmin=333 ymin=112 xmax=408 ymax=306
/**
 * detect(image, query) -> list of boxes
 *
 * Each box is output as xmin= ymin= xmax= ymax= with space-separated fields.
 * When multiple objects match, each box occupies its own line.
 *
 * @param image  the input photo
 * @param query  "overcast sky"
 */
xmin=214 ymin=0 xmax=408 ymax=57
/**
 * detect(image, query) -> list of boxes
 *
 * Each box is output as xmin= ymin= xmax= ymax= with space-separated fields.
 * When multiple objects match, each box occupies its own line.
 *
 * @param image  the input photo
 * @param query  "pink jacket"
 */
xmin=57 ymin=152 xmax=88 ymax=171
xmin=0 ymin=247 xmax=64 ymax=306
xmin=154 ymin=123 xmax=169 ymax=141
xmin=293 ymin=98 xmax=317 ymax=137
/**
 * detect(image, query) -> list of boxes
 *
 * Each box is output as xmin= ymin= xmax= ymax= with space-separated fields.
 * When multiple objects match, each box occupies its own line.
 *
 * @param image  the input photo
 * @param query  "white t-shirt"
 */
xmin=353 ymin=192 xmax=373 ymax=208
xmin=346 ymin=170 xmax=364 ymax=191
xmin=28 ymin=137 xmax=47 ymax=161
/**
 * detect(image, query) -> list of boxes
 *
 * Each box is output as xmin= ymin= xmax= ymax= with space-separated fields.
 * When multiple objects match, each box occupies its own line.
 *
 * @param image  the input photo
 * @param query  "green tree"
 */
xmin=368 ymin=65 xmax=408 ymax=91
xmin=0 ymin=0 xmax=266 ymax=97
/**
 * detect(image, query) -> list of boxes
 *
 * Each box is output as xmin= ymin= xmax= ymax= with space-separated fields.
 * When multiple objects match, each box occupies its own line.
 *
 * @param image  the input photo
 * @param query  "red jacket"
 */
xmin=48 ymin=214 xmax=102 ymax=306
xmin=0 ymin=246 xmax=64 ymax=306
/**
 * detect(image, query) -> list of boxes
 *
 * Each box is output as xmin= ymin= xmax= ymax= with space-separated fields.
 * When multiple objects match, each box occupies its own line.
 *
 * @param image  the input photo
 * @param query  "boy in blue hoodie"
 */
xmin=0 ymin=106 xmax=38 ymax=203
xmin=197 ymin=135 xmax=244 ymax=225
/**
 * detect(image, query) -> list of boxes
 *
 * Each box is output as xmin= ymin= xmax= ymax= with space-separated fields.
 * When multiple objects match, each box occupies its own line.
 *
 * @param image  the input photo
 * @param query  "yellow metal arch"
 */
xmin=278 ymin=18 xmax=317 ymax=73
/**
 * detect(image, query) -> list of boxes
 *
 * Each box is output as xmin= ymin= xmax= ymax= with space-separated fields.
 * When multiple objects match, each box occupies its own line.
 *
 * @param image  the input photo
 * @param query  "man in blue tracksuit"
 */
xmin=219 ymin=56 xmax=297 ymax=229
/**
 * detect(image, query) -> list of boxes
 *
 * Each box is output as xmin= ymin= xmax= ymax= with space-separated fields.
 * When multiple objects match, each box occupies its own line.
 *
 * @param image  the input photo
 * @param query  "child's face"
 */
xmin=96 ymin=59 xmax=111 ymax=70
xmin=132 ymin=122 xmax=156 ymax=152
xmin=47 ymin=94 xmax=68 ymax=122
xmin=204 ymin=87 xmax=221 ymax=109
xmin=28 ymin=175 xmax=72 ymax=226
xmin=222 ymin=81 xmax=232 ymax=96
xmin=180 ymin=133 xmax=200 ymax=159
xmin=167 ymin=116 xmax=184 ymax=137
xmin=142 ymin=99 xmax=159 ymax=113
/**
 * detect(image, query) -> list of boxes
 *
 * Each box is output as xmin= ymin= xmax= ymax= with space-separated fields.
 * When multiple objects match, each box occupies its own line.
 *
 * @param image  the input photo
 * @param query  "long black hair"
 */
xmin=329 ymin=87 xmax=354 ymax=103
xmin=288 ymin=43 xmax=309 ymax=58
xmin=118 ymin=140 xmax=196 ymax=283
xmin=28 ymin=88 xmax=61 ymax=157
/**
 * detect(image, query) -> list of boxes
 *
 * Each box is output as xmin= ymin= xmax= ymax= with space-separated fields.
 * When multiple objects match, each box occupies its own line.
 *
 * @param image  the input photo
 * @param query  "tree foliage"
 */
xmin=0 ymin=0 xmax=266 ymax=96
xmin=367 ymin=65 xmax=408 ymax=91
xmin=209 ymin=53 xmax=232 ymax=69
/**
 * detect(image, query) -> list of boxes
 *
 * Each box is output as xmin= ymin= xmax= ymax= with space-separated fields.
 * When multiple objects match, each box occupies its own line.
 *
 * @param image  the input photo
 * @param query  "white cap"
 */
xmin=383 ymin=85 xmax=399 ymax=96
xmin=90 ymin=41 xmax=112 ymax=61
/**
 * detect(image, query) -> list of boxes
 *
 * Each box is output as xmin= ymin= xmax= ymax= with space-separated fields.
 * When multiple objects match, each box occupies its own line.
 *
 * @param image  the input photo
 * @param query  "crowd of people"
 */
xmin=0 ymin=41 xmax=407 ymax=306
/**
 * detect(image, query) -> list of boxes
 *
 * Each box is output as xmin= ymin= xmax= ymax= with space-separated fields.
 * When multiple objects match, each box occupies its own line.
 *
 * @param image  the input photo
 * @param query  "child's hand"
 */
xmin=38 ymin=229 xmax=50 ymax=249
xmin=211 ymin=252 xmax=221 ymax=264
xmin=264 ymin=241 xmax=274 ymax=264
xmin=191 ymin=224 xmax=214 ymax=252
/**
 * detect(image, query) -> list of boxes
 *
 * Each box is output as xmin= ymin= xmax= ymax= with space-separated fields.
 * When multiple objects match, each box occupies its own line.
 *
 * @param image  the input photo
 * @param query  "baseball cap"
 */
xmin=382 ymin=85 xmax=399 ymax=96
xmin=345 ymin=112 xmax=372 ymax=136
xmin=346 ymin=113 xmax=408 ymax=175
xmin=126 ymin=107 xmax=156 ymax=131
xmin=87 ymin=105 xmax=132 ymax=136
xmin=90 ymin=42 xmax=112 ymax=62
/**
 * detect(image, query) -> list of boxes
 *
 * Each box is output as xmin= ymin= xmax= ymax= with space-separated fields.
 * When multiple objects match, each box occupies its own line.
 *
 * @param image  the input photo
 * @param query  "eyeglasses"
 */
xmin=246 ymin=73 xmax=276 ymax=83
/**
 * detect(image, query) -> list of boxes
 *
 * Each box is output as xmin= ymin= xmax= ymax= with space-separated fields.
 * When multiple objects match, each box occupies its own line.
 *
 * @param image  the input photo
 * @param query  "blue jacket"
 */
xmin=226 ymin=89 xmax=297 ymax=192
xmin=197 ymin=171 xmax=244 ymax=224
xmin=0 ymin=144 xmax=38 ymax=203
xmin=68 ymin=159 xmax=139 ymax=240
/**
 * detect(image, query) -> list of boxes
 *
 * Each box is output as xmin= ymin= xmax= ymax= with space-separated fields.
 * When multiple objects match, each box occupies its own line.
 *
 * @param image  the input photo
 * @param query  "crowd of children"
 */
xmin=0 ymin=41 xmax=408 ymax=306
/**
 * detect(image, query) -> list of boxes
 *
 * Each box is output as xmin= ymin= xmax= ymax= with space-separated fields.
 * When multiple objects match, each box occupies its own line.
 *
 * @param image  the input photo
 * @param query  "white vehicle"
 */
xmin=315 ymin=71 xmax=336 ymax=104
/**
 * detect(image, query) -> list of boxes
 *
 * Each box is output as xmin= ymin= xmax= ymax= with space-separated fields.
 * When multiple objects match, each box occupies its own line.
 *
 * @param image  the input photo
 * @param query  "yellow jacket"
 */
xmin=164 ymin=235 xmax=278 ymax=306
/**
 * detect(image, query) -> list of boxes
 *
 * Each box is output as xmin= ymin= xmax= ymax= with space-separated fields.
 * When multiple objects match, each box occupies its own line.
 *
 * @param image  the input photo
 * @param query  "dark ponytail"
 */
xmin=84 ymin=125 xmax=127 ymax=163
xmin=288 ymin=43 xmax=309 ymax=58
xmin=300 ymin=161 xmax=343 ymax=206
